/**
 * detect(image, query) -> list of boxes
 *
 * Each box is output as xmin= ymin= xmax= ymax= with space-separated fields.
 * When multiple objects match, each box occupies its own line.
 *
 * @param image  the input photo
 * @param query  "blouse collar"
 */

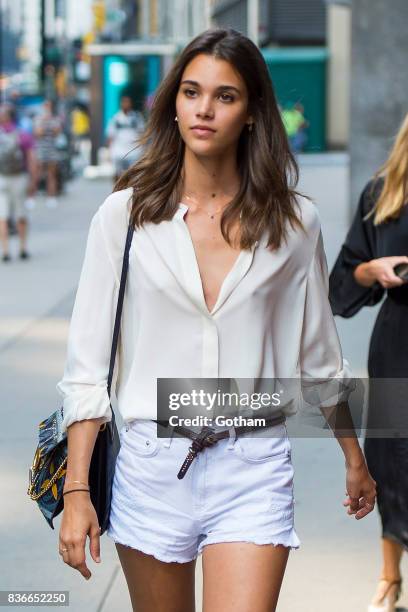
xmin=172 ymin=202 xmax=260 ymax=316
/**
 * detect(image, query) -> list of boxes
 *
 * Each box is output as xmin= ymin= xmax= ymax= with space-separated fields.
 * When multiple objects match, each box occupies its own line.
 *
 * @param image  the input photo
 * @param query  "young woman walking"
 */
xmin=56 ymin=28 xmax=376 ymax=612
xmin=330 ymin=112 xmax=408 ymax=612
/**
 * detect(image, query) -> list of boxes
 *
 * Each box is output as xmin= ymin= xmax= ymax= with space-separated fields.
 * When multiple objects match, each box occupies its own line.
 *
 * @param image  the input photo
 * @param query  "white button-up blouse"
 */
xmin=56 ymin=187 xmax=353 ymax=434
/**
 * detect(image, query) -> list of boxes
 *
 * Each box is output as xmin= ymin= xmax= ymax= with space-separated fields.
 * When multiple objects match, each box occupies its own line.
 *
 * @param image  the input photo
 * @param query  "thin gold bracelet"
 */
xmin=64 ymin=480 xmax=89 ymax=487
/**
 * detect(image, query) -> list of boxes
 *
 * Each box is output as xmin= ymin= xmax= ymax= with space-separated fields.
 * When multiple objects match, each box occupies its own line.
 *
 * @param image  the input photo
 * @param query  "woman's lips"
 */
xmin=191 ymin=127 xmax=216 ymax=137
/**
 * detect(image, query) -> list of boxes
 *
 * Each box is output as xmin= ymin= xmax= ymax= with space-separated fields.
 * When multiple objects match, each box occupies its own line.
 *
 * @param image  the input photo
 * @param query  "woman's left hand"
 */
xmin=343 ymin=460 xmax=377 ymax=520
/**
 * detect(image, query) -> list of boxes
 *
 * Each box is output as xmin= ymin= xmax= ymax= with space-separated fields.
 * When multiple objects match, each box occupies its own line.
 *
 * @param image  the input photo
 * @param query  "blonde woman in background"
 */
xmin=329 ymin=112 xmax=408 ymax=612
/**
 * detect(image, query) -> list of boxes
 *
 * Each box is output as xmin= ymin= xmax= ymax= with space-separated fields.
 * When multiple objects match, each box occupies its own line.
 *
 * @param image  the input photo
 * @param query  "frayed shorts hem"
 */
xmin=108 ymin=533 xmax=198 ymax=564
xmin=197 ymin=533 xmax=301 ymax=555
xmin=108 ymin=529 xmax=300 ymax=564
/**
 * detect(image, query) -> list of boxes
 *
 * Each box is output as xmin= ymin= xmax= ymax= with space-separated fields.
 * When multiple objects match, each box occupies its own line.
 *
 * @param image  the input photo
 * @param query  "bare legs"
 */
xmin=115 ymin=543 xmax=197 ymax=612
xmin=202 ymin=542 xmax=289 ymax=612
xmin=17 ymin=218 xmax=28 ymax=253
xmin=0 ymin=217 xmax=28 ymax=257
xmin=381 ymin=537 xmax=404 ymax=581
xmin=370 ymin=537 xmax=404 ymax=607
xmin=45 ymin=161 xmax=58 ymax=197
xmin=32 ymin=160 xmax=59 ymax=197
xmin=115 ymin=541 xmax=290 ymax=612
xmin=0 ymin=219 xmax=8 ymax=256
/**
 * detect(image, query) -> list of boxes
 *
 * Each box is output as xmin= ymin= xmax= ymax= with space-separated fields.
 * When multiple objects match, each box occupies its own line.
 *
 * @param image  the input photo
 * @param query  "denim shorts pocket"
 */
xmin=123 ymin=422 xmax=161 ymax=458
xmin=235 ymin=424 xmax=290 ymax=463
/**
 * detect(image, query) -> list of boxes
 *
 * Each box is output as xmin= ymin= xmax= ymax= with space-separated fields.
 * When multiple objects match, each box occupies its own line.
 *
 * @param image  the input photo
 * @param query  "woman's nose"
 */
xmin=196 ymin=98 xmax=214 ymax=118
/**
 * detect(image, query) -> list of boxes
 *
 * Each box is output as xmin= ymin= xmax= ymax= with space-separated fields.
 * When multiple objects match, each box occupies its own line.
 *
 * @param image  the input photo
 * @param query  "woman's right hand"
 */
xmin=59 ymin=493 xmax=102 ymax=580
xmin=354 ymin=255 xmax=408 ymax=288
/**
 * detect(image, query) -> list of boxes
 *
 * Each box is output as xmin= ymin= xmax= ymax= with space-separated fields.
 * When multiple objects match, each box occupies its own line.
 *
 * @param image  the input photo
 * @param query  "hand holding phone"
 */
xmin=394 ymin=262 xmax=408 ymax=281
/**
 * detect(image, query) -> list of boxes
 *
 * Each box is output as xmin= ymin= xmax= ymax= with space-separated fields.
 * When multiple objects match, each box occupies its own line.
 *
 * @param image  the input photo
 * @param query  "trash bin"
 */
xmin=262 ymin=47 xmax=329 ymax=152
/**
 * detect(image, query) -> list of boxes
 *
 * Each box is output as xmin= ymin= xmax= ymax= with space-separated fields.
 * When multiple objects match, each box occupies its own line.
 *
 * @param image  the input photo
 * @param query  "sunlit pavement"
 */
xmin=1 ymin=161 xmax=407 ymax=611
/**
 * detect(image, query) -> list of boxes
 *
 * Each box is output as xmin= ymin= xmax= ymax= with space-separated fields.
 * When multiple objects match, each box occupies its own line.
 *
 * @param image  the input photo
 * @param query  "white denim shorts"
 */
xmin=106 ymin=419 xmax=301 ymax=563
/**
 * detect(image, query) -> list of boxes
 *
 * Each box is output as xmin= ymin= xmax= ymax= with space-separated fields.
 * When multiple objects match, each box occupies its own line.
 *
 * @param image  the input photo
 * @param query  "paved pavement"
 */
xmin=1 ymin=159 xmax=407 ymax=611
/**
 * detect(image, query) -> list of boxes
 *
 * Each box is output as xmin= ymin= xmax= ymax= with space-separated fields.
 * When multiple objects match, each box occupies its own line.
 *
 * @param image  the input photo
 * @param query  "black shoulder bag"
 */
xmin=27 ymin=220 xmax=134 ymax=535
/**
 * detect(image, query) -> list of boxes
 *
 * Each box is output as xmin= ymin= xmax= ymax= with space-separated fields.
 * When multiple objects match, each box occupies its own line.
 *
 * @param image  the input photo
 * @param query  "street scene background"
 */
xmin=1 ymin=0 xmax=408 ymax=610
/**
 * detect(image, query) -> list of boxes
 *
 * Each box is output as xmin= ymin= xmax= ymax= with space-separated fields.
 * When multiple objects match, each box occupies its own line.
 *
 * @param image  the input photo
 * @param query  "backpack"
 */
xmin=0 ymin=129 xmax=25 ymax=175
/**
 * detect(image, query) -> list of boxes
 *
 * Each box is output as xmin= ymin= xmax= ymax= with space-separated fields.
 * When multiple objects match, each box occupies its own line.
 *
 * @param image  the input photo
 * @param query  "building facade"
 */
xmin=211 ymin=0 xmax=350 ymax=150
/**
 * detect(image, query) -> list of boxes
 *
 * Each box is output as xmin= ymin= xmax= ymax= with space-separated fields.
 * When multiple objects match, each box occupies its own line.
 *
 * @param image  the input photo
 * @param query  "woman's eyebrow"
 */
xmin=180 ymin=79 xmax=241 ymax=94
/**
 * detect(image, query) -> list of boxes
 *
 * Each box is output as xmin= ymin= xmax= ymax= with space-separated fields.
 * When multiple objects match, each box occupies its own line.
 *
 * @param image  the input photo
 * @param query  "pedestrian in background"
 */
xmin=0 ymin=104 xmax=33 ymax=262
xmin=70 ymin=102 xmax=90 ymax=168
xmin=32 ymin=99 xmax=63 ymax=209
xmin=105 ymin=94 xmax=146 ymax=183
xmin=281 ymin=102 xmax=309 ymax=153
xmin=329 ymin=112 xmax=408 ymax=612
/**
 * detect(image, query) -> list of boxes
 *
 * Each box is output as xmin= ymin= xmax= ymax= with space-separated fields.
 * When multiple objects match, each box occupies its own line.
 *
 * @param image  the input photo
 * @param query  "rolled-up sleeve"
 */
xmin=56 ymin=208 xmax=119 ymax=434
xmin=299 ymin=227 xmax=355 ymax=409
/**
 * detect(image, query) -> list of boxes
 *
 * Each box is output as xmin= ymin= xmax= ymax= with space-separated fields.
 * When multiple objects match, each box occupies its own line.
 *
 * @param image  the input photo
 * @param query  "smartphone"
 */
xmin=394 ymin=263 xmax=408 ymax=281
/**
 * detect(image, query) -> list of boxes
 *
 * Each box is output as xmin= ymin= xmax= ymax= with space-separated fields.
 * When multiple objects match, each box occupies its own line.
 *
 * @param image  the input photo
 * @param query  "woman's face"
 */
xmin=175 ymin=53 xmax=252 ymax=157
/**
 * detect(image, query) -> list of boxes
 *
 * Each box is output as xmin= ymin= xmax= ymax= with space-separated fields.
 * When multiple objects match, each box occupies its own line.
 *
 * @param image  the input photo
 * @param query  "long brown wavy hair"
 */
xmin=114 ymin=27 xmax=307 ymax=251
xmin=365 ymin=112 xmax=408 ymax=225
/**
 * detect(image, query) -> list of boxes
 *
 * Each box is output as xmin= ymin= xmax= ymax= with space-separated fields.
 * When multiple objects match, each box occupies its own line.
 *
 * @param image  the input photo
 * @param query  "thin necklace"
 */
xmin=182 ymin=192 xmax=230 ymax=220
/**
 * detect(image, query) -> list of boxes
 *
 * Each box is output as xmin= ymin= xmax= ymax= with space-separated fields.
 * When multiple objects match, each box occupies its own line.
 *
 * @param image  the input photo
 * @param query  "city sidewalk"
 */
xmin=1 ymin=162 xmax=407 ymax=611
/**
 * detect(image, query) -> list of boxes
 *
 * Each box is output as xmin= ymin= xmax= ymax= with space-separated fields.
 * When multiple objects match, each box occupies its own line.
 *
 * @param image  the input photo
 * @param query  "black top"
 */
xmin=329 ymin=176 xmax=408 ymax=318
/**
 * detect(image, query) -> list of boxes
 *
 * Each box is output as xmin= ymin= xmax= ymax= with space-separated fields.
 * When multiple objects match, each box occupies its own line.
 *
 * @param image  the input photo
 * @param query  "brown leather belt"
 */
xmin=152 ymin=414 xmax=286 ymax=479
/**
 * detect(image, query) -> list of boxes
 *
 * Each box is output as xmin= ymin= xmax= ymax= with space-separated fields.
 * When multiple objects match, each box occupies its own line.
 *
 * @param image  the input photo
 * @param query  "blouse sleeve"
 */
xmin=56 ymin=207 xmax=120 ymax=435
xmin=299 ymin=227 xmax=355 ymax=409
xmin=328 ymin=180 xmax=385 ymax=318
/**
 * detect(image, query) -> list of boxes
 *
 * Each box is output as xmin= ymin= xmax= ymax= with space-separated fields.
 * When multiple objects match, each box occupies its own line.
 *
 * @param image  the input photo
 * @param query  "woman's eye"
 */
xmin=183 ymin=89 xmax=234 ymax=102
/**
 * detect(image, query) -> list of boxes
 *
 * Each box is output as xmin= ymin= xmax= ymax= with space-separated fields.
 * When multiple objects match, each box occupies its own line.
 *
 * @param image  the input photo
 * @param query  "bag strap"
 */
xmin=107 ymin=220 xmax=134 ymax=400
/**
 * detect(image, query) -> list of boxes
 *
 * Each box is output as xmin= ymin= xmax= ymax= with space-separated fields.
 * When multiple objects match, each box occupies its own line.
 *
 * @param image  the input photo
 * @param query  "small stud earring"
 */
xmin=175 ymin=116 xmax=178 ymax=122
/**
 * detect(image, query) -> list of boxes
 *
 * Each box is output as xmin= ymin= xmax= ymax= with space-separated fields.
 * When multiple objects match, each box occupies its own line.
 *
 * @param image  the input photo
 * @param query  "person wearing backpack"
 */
xmin=0 ymin=104 xmax=34 ymax=262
